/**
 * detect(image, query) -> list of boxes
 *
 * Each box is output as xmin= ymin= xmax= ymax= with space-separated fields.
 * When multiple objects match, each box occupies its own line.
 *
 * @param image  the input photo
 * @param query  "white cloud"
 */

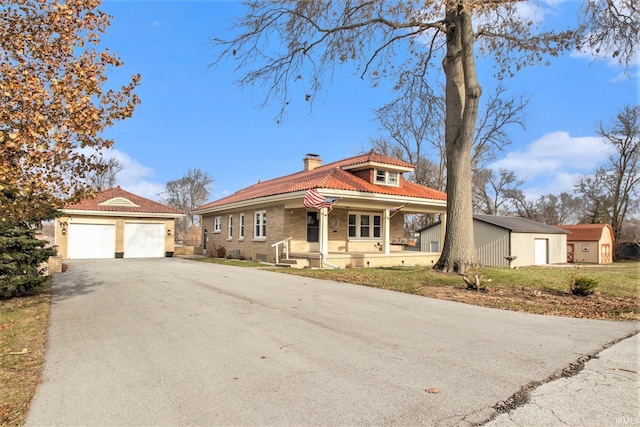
xmin=490 ymin=131 xmax=612 ymax=195
xmin=520 ymin=171 xmax=586 ymax=199
xmin=512 ymin=1 xmax=547 ymax=25
xmin=82 ymin=148 xmax=166 ymax=201
xmin=571 ymin=42 xmax=640 ymax=72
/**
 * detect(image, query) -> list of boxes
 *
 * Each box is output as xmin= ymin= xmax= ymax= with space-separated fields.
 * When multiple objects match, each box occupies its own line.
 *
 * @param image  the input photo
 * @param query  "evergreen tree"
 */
xmin=0 ymin=227 xmax=56 ymax=299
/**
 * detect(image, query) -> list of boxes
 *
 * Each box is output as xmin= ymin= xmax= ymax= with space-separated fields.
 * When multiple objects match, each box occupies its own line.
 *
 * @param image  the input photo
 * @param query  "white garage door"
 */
xmin=68 ymin=223 xmax=116 ymax=259
xmin=124 ymin=223 xmax=165 ymax=258
xmin=534 ymin=239 xmax=549 ymax=265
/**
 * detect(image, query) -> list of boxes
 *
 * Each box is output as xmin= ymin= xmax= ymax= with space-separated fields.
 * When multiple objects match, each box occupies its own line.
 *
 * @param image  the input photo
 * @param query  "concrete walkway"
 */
xmin=26 ymin=258 xmax=639 ymax=426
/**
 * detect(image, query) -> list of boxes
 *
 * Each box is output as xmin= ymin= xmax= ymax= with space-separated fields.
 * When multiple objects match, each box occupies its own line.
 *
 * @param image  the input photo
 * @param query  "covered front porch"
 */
xmin=274 ymin=197 xmax=446 ymax=268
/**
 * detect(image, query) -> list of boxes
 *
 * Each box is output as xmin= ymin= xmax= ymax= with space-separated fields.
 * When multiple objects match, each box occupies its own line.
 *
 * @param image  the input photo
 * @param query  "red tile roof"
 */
xmin=196 ymin=151 xmax=446 ymax=211
xmin=555 ymin=224 xmax=614 ymax=242
xmin=64 ymin=187 xmax=183 ymax=215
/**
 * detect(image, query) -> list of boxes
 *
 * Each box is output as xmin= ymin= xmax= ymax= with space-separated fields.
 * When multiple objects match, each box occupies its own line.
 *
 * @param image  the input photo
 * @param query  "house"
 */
xmin=555 ymin=224 xmax=614 ymax=264
xmin=193 ymin=151 xmax=447 ymax=268
xmin=56 ymin=187 xmax=184 ymax=259
xmin=419 ymin=214 xmax=569 ymax=268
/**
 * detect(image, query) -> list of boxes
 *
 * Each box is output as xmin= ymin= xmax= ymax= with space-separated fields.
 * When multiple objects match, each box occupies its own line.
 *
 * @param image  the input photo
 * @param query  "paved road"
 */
xmin=485 ymin=333 xmax=639 ymax=427
xmin=27 ymin=258 xmax=638 ymax=426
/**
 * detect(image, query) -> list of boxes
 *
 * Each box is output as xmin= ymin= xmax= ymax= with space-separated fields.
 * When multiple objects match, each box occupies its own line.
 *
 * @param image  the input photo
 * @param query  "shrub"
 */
xmin=0 ymin=227 xmax=56 ymax=299
xmin=571 ymin=276 xmax=598 ymax=296
xmin=212 ymin=245 xmax=226 ymax=259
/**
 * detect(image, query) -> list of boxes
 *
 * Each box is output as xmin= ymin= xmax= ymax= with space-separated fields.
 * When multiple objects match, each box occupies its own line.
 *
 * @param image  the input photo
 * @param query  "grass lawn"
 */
xmin=0 ymin=281 xmax=50 ymax=426
xmin=271 ymin=262 xmax=640 ymax=320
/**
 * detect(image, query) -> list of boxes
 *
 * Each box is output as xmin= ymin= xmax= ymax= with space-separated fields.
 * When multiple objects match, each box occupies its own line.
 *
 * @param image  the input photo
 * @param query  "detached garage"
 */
xmin=419 ymin=214 xmax=569 ymax=268
xmin=56 ymin=187 xmax=184 ymax=259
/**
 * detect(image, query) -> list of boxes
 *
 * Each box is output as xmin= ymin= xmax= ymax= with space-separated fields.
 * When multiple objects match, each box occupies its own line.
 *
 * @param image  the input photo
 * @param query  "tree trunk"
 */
xmin=435 ymin=2 xmax=481 ymax=274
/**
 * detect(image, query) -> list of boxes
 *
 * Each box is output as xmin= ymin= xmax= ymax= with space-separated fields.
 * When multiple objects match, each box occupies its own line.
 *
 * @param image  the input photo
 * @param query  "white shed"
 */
xmin=419 ymin=214 xmax=569 ymax=268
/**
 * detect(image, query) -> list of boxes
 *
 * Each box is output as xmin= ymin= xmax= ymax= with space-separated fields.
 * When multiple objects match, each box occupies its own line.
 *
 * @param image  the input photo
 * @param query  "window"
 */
xmin=213 ymin=216 xmax=221 ymax=233
xmin=254 ymin=210 xmax=266 ymax=240
xmin=374 ymin=169 xmax=400 ymax=187
xmin=348 ymin=214 xmax=356 ymax=237
xmin=430 ymin=241 xmax=439 ymax=252
xmin=239 ymin=214 xmax=245 ymax=240
xmin=373 ymin=215 xmax=381 ymax=238
xmin=348 ymin=212 xmax=382 ymax=239
xmin=360 ymin=215 xmax=370 ymax=237
xmin=582 ymin=244 xmax=589 ymax=252
xmin=227 ymin=215 xmax=233 ymax=240
xmin=388 ymin=171 xmax=398 ymax=185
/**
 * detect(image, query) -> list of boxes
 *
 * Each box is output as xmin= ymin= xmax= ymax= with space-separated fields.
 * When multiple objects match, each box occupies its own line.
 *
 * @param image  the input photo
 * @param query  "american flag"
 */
xmin=303 ymin=189 xmax=339 ymax=210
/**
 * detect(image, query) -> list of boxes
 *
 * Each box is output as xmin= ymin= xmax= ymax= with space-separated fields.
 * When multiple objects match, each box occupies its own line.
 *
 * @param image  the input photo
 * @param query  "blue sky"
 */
xmin=97 ymin=0 xmax=639 ymax=203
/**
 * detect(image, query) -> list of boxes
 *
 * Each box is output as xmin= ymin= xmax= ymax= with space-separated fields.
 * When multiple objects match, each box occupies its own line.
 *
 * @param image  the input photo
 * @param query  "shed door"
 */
xmin=601 ymin=244 xmax=611 ymax=263
xmin=534 ymin=239 xmax=549 ymax=265
xmin=68 ymin=223 xmax=116 ymax=259
xmin=124 ymin=223 xmax=165 ymax=258
xmin=567 ymin=243 xmax=574 ymax=263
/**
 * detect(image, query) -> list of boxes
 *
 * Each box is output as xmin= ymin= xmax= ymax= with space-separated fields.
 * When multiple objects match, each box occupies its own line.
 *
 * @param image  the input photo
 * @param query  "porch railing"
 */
xmin=271 ymin=237 xmax=292 ymax=264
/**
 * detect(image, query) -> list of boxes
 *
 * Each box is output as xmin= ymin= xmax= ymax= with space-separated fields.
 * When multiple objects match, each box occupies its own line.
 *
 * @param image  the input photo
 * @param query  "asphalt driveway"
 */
xmin=27 ymin=258 xmax=639 ymax=426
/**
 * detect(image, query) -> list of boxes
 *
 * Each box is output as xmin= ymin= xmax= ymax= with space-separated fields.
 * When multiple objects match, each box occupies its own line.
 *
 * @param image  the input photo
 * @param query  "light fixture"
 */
xmin=59 ymin=221 xmax=67 ymax=235
xmin=167 ymin=229 xmax=171 ymax=236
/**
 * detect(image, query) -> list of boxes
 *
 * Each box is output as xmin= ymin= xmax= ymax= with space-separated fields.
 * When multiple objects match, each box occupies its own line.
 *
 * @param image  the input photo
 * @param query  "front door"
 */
xmin=307 ymin=211 xmax=319 ymax=251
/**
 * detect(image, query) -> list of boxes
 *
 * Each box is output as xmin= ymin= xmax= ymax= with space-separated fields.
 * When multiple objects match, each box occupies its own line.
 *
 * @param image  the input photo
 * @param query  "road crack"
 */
xmin=476 ymin=330 xmax=640 ymax=426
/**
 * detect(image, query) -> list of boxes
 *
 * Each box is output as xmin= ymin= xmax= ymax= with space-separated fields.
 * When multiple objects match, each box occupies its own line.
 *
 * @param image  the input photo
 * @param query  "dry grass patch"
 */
xmin=274 ymin=263 xmax=639 ymax=320
xmin=0 ymin=281 xmax=50 ymax=426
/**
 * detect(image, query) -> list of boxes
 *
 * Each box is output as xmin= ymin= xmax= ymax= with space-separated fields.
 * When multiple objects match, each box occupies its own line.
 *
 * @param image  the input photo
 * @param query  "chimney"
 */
xmin=303 ymin=153 xmax=322 ymax=171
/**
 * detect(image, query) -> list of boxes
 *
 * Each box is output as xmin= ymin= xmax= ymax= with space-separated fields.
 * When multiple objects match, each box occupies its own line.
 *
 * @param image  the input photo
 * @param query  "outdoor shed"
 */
xmin=555 ymin=224 xmax=614 ymax=264
xmin=419 ymin=214 xmax=569 ymax=268
xmin=56 ymin=187 xmax=184 ymax=259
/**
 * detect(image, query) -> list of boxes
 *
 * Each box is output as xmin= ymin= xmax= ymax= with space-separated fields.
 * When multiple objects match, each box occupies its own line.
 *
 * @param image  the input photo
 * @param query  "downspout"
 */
xmin=319 ymin=252 xmax=340 ymax=269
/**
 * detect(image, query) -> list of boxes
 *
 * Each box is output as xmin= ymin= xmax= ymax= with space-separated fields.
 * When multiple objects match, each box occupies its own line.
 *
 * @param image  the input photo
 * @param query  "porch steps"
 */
xmin=275 ymin=259 xmax=302 ymax=269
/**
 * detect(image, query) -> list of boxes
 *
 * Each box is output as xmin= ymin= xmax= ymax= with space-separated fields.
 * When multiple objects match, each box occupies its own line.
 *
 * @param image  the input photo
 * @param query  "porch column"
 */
xmin=319 ymin=207 xmax=329 ymax=258
xmin=440 ymin=213 xmax=447 ymax=252
xmin=384 ymin=209 xmax=391 ymax=255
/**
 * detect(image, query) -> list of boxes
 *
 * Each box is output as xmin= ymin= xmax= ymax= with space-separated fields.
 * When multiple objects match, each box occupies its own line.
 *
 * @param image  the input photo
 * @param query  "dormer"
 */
xmin=341 ymin=155 xmax=413 ymax=187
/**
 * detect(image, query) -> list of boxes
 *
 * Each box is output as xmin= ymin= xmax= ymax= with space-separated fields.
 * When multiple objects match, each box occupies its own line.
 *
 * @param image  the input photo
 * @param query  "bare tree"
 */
xmin=470 ymin=85 xmax=529 ymax=172
xmin=509 ymin=191 xmax=583 ymax=225
xmin=372 ymin=79 xmax=445 ymax=188
xmin=212 ymin=1 xmax=588 ymax=273
xmin=472 ymin=168 xmax=524 ymax=215
xmin=578 ymin=0 xmax=639 ymax=70
xmin=375 ymin=83 xmax=527 ymax=193
xmin=575 ymin=105 xmax=640 ymax=250
xmin=87 ymin=157 xmax=123 ymax=192
xmin=163 ymin=169 xmax=214 ymax=241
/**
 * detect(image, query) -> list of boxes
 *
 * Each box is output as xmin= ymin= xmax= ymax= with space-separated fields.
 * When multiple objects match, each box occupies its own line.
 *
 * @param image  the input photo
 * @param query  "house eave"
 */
xmin=194 ymin=189 xmax=446 ymax=215
xmin=61 ymin=209 xmax=185 ymax=219
xmin=341 ymin=161 xmax=414 ymax=173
